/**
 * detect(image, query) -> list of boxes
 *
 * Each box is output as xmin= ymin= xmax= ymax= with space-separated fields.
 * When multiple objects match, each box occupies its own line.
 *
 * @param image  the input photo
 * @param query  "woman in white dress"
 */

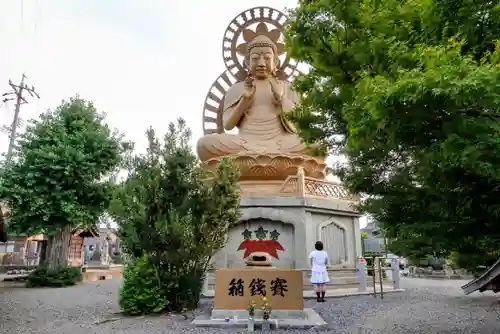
xmin=308 ymin=241 xmax=329 ymax=302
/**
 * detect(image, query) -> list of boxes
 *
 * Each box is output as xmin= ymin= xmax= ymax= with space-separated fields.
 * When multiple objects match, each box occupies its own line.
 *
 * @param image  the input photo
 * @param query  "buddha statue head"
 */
xmin=236 ymin=22 xmax=286 ymax=80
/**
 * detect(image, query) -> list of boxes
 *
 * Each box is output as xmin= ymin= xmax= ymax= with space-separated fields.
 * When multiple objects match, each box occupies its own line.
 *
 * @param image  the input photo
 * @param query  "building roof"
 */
xmin=72 ymin=227 xmax=99 ymax=238
xmin=363 ymin=236 xmax=384 ymax=254
xmin=361 ymin=221 xmax=379 ymax=233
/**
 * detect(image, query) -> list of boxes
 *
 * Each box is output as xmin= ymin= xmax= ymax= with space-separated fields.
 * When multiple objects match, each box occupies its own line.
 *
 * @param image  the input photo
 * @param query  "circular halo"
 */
xmin=221 ymin=6 xmax=300 ymax=82
xmin=202 ymin=69 xmax=238 ymax=135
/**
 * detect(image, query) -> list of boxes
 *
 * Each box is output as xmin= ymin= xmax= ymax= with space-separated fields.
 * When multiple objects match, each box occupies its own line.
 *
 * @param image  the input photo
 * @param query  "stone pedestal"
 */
xmin=206 ymin=196 xmax=362 ymax=294
xmin=193 ymin=268 xmax=327 ymax=329
xmin=82 ymin=264 xmax=123 ymax=281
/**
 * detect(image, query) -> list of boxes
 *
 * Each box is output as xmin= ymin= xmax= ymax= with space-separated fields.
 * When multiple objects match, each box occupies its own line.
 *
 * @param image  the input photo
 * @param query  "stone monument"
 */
xmin=100 ymin=237 xmax=110 ymax=266
xmin=196 ymin=6 xmax=362 ymax=301
xmin=84 ymin=234 xmax=123 ymax=281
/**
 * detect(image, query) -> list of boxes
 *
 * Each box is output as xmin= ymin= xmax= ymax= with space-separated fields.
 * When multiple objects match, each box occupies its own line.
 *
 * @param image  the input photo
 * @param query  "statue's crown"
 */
xmin=236 ymin=22 xmax=285 ymax=57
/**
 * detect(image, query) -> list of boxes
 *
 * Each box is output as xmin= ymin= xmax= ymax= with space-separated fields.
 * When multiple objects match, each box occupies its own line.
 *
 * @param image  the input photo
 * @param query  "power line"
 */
xmin=2 ymin=74 xmax=40 ymax=164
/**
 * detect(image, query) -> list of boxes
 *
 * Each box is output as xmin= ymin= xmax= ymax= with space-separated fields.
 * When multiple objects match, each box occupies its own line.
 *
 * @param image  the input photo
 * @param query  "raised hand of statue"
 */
xmin=269 ymin=78 xmax=283 ymax=107
xmin=243 ymin=74 xmax=256 ymax=101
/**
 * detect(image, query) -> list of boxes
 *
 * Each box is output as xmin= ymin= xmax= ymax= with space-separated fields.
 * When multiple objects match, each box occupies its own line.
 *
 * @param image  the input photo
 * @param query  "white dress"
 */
xmin=309 ymin=250 xmax=330 ymax=284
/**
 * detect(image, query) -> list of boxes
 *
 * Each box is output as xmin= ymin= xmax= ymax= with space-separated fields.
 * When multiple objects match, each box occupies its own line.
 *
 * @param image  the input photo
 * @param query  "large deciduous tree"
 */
xmin=286 ymin=0 xmax=500 ymax=270
xmin=0 ymin=97 xmax=123 ymax=268
xmin=110 ymin=119 xmax=240 ymax=314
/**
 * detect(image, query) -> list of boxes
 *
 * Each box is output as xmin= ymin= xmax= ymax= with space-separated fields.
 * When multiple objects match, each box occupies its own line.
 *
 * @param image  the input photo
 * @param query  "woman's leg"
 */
xmin=315 ymin=283 xmax=321 ymax=302
xmin=320 ymin=283 xmax=326 ymax=302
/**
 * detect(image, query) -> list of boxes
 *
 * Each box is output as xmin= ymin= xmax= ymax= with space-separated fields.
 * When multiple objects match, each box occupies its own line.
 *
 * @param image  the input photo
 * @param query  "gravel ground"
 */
xmin=1 ymin=277 xmax=499 ymax=334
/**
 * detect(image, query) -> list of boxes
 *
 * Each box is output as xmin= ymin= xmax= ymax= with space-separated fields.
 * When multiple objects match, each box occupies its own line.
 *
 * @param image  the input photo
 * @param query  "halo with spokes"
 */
xmin=222 ymin=6 xmax=300 ymax=81
xmin=202 ymin=6 xmax=302 ymax=135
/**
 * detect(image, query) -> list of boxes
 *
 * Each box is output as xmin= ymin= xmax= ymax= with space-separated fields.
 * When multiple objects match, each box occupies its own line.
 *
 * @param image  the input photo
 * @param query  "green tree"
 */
xmin=286 ymin=0 xmax=500 ymax=271
xmin=360 ymin=231 xmax=368 ymax=255
xmin=0 ymin=97 xmax=124 ymax=268
xmin=109 ymin=119 xmax=240 ymax=314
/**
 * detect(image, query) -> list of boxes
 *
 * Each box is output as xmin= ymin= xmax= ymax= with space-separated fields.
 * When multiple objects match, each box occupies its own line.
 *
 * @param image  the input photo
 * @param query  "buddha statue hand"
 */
xmin=268 ymin=78 xmax=283 ymax=107
xmin=243 ymin=75 xmax=256 ymax=101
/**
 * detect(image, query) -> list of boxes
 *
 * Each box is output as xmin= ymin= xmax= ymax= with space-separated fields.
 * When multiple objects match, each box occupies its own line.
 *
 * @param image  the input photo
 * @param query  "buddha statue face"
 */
xmin=248 ymin=45 xmax=277 ymax=79
xmin=245 ymin=34 xmax=280 ymax=80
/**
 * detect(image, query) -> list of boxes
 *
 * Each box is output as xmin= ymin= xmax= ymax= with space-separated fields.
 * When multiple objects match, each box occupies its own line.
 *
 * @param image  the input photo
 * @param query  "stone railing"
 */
xmin=304 ymin=177 xmax=359 ymax=200
xmin=278 ymin=169 xmax=359 ymax=201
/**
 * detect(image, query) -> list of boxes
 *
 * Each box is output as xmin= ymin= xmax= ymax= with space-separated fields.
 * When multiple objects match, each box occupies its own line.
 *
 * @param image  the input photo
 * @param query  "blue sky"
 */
xmin=0 ymin=0 xmax=367 ymax=227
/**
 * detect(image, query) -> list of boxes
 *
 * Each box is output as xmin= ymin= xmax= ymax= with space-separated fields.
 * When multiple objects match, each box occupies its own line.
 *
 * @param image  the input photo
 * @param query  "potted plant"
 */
xmin=261 ymin=296 xmax=272 ymax=330
xmin=247 ymin=300 xmax=256 ymax=331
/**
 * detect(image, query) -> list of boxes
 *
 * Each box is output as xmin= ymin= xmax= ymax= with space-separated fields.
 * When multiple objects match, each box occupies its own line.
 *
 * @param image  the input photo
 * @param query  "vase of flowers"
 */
xmin=247 ymin=300 xmax=256 ymax=332
xmin=261 ymin=296 xmax=272 ymax=330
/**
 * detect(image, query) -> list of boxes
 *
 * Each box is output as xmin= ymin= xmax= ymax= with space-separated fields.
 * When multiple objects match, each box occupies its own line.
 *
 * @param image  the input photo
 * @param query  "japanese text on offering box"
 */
xmin=214 ymin=269 xmax=304 ymax=310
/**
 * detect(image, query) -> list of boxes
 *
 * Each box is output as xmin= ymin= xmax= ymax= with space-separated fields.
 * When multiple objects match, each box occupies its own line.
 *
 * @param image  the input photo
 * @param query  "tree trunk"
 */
xmin=0 ymin=208 xmax=7 ymax=243
xmin=45 ymin=225 xmax=72 ymax=268
xmin=39 ymin=240 xmax=48 ymax=264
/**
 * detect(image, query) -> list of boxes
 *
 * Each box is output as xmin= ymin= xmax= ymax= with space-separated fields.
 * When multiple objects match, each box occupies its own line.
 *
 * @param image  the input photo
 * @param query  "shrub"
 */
xmin=119 ymin=256 xmax=168 ymax=315
xmin=367 ymin=268 xmax=388 ymax=279
xmin=163 ymin=264 xmax=206 ymax=311
xmin=119 ymin=255 xmax=207 ymax=314
xmin=109 ymin=121 xmax=240 ymax=315
xmin=26 ymin=266 xmax=82 ymax=287
xmin=448 ymin=251 xmax=498 ymax=277
xmin=1 ymin=252 xmax=19 ymax=265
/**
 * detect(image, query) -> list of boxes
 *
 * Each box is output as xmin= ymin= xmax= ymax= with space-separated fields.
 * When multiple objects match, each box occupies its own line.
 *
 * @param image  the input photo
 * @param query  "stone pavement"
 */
xmin=1 ymin=277 xmax=499 ymax=333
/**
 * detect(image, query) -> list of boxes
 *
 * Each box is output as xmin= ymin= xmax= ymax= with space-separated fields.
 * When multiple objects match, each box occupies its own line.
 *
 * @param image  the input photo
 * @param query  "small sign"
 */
xmin=214 ymin=268 xmax=304 ymax=310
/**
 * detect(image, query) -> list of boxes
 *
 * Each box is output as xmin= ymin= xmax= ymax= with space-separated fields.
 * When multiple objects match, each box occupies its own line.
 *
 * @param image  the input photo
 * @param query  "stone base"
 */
xmin=82 ymin=264 xmax=123 ymax=281
xmin=201 ymin=285 xmax=404 ymax=298
xmin=191 ymin=308 xmax=327 ymax=329
xmin=204 ymin=154 xmax=327 ymax=181
xmin=212 ymin=196 xmax=362 ymax=271
xmin=84 ymin=263 xmax=122 ymax=270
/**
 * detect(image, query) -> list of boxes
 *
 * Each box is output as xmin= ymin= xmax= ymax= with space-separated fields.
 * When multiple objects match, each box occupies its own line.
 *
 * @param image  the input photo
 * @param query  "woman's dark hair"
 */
xmin=315 ymin=241 xmax=324 ymax=251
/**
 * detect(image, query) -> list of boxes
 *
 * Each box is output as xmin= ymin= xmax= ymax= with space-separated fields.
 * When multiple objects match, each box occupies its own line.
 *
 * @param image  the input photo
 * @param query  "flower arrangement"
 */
xmin=261 ymin=296 xmax=272 ymax=321
xmin=248 ymin=300 xmax=257 ymax=317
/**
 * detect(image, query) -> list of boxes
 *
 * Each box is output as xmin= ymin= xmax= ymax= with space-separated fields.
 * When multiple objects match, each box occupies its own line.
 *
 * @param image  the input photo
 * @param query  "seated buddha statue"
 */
xmin=196 ymin=23 xmax=312 ymax=162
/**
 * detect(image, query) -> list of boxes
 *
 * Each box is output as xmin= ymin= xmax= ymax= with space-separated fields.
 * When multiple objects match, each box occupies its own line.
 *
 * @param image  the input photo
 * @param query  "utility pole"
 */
xmin=2 ymin=74 xmax=40 ymax=164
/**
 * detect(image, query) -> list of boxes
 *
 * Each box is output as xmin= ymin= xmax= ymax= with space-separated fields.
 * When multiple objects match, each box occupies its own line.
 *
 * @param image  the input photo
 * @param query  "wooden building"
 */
xmin=1 ymin=229 xmax=98 ymax=267
xmin=0 ymin=201 xmax=99 ymax=266
xmin=68 ymin=229 xmax=98 ymax=267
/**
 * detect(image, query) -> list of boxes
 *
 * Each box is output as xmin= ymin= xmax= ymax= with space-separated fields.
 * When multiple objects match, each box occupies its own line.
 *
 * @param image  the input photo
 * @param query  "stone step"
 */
xmin=206 ymin=272 xmax=358 ymax=287
xmin=206 ymin=270 xmax=358 ymax=279
xmin=303 ymin=276 xmax=358 ymax=285
xmin=83 ymin=271 xmax=113 ymax=281
xmin=206 ymin=282 xmax=360 ymax=292
xmin=206 ymin=280 xmax=358 ymax=288
xmin=304 ymin=283 xmax=360 ymax=290
xmin=307 ymin=270 xmax=358 ymax=276
xmin=2 ymin=274 xmax=28 ymax=282
xmin=208 ymin=277 xmax=359 ymax=290
xmin=83 ymin=269 xmax=122 ymax=281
